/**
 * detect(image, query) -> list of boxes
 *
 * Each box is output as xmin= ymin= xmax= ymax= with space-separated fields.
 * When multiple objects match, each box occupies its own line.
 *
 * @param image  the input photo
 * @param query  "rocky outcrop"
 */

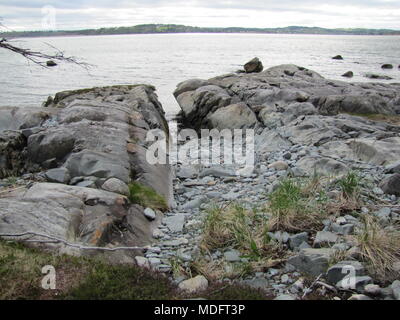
xmin=0 ymin=85 xmax=173 ymax=260
xmin=174 ymin=64 xmax=400 ymax=175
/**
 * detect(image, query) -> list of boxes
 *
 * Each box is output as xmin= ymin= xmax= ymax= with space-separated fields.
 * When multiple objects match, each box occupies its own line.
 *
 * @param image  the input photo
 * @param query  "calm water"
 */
xmin=1 ymin=33 xmax=399 ymax=118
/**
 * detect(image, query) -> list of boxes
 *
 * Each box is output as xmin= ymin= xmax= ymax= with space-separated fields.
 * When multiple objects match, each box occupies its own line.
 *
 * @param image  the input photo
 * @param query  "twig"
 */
xmin=315 ymin=281 xmax=337 ymax=293
xmin=302 ymin=273 xmax=323 ymax=299
xmin=0 ymin=231 xmax=147 ymax=252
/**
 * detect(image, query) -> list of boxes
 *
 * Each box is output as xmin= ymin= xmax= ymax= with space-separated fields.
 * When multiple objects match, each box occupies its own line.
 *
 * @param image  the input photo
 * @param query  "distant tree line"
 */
xmin=1 ymin=24 xmax=400 ymax=38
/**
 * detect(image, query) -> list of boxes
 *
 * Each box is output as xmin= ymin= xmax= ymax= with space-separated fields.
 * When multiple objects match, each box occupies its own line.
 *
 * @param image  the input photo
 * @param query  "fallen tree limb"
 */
xmin=0 ymin=37 xmax=91 ymax=69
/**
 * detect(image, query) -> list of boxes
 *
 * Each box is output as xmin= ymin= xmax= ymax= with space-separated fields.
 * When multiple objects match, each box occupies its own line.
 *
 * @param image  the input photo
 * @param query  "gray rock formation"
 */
xmin=174 ymin=64 xmax=400 ymax=174
xmin=0 ymin=85 xmax=173 ymax=259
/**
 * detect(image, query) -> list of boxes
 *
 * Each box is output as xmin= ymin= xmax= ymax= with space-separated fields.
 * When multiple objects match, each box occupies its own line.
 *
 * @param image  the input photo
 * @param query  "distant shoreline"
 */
xmin=2 ymin=24 xmax=400 ymax=38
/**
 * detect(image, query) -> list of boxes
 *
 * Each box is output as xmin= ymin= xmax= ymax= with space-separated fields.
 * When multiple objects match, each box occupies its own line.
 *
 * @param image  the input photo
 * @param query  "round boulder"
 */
xmin=101 ymin=178 xmax=129 ymax=196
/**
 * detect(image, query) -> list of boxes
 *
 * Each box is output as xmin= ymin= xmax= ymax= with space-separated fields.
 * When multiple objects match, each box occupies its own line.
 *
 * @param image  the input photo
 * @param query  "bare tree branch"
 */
xmin=0 ymin=38 xmax=92 ymax=69
xmin=0 ymin=20 xmax=92 ymax=69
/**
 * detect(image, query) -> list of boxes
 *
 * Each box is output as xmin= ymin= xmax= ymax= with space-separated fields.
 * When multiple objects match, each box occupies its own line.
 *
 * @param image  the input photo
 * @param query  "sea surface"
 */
xmin=1 ymin=33 xmax=399 ymax=118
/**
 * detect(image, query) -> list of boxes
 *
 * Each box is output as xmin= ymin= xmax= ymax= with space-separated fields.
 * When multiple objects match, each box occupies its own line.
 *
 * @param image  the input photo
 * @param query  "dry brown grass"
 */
xmin=353 ymin=216 xmax=400 ymax=283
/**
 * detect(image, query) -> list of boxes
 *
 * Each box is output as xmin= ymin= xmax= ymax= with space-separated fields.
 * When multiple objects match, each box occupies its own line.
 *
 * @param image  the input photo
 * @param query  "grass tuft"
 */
xmin=353 ymin=216 xmax=400 ymax=283
xmin=128 ymin=182 xmax=168 ymax=211
xmin=336 ymin=171 xmax=361 ymax=199
xmin=267 ymin=177 xmax=327 ymax=232
xmin=198 ymin=203 xmax=285 ymax=280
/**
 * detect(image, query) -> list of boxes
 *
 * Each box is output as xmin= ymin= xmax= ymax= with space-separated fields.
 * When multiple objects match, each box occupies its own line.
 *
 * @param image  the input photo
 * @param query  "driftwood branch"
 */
xmin=0 ymin=37 xmax=91 ymax=69
xmin=0 ymin=231 xmax=147 ymax=252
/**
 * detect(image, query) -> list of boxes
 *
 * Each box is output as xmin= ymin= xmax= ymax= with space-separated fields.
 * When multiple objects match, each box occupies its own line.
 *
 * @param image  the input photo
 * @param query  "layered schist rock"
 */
xmin=0 ymin=85 xmax=173 ymax=261
xmin=174 ymin=64 xmax=400 ymax=175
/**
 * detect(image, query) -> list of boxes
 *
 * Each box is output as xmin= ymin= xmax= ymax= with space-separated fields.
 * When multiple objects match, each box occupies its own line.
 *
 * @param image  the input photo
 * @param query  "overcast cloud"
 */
xmin=0 ymin=0 xmax=399 ymax=31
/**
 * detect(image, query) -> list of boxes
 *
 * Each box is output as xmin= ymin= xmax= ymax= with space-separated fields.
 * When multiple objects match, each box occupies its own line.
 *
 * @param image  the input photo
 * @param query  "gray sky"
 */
xmin=1 ymin=0 xmax=399 ymax=31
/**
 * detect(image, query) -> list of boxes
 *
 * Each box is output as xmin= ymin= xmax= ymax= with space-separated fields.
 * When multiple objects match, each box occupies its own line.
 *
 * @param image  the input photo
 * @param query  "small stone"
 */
xmin=342 ymin=71 xmax=354 ymax=78
xmin=269 ymin=231 xmax=290 ymax=243
xmin=274 ymin=294 xmax=296 ymax=300
xmin=268 ymin=161 xmax=289 ymax=171
xmin=380 ymin=174 xmax=400 ymax=196
xmin=287 ymin=248 xmax=334 ymax=277
xmin=152 ymin=228 xmax=164 ymax=239
xmin=348 ymin=294 xmax=373 ymax=301
xmin=289 ymin=232 xmax=309 ymax=250
xmin=293 ymin=278 xmax=305 ymax=291
xmin=200 ymin=167 xmax=236 ymax=178
xmin=224 ymin=249 xmax=242 ymax=262
xmin=281 ymin=274 xmax=290 ymax=284
xmin=143 ymin=208 xmax=156 ymax=221
xmin=336 ymin=217 xmax=347 ymax=225
xmin=135 ymin=256 xmax=150 ymax=269
xmin=163 ymin=214 xmax=185 ymax=232
xmin=364 ymin=284 xmax=381 ymax=296
xmin=178 ymin=275 xmax=208 ymax=293
xmin=180 ymin=197 xmax=207 ymax=210
xmin=391 ymin=280 xmax=400 ymax=300
xmin=101 ymin=178 xmax=129 ymax=196
xmin=298 ymin=241 xmax=311 ymax=250
xmin=381 ymin=64 xmax=393 ymax=69
xmin=148 ymin=258 xmax=161 ymax=268
xmin=177 ymin=166 xmax=198 ymax=179
xmin=374 ymin=207 xmax=391 ymax=221
xmin=46 ymin=60 xmax=57 ymax=67
xmin=314 ymin=231 xmax=339 ymax=248
xmin=283 ymin=152 xmax=292 ymax=160
xmin=331 ymin=223 xmax=354 ymax=235
xmin=44 ymin=168 xmax=71 ymax=184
